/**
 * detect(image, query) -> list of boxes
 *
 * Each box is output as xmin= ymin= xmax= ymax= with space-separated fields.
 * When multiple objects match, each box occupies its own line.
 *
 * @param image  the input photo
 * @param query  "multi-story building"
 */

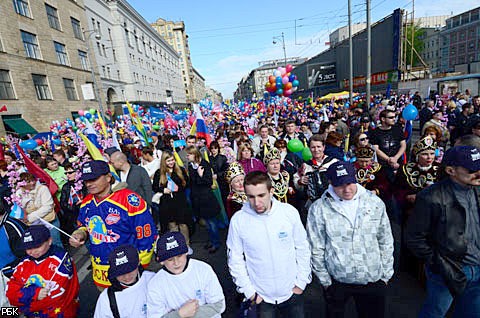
xmin=191 ymin=67 xmax=205 ymax=102
xmin=329 ymin=23 xmax=366 ymax=47
xmin=234 ymin=57 xmax=307 ymax=101
xmin=84 ymin=0 xmax=186 ymax=111
xmin=440 ymin=7 xmax=480 ymax=73
xmin=206 ymin=86 xmax=223 ymax=103
xmin=151 ymin=18 xmax=194 ymax=104
xmin=0 ymin=0 xmax=101 ymax=135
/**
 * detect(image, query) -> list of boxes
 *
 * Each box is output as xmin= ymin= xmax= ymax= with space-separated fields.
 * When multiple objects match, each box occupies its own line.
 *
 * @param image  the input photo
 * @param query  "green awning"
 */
xmin=3 ymin=118 xmax=38 ymax=137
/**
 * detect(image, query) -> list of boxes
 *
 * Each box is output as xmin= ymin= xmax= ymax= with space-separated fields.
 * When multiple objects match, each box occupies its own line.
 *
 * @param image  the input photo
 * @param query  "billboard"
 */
xmin=307 ymin=63 xmax=336 ymax=88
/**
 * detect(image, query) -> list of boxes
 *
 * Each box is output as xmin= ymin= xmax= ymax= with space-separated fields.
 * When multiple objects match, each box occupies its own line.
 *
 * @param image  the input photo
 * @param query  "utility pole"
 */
xmin=83 ymin=29 xmax=105 ymax=121
xmin=366 ymin=0 xmax=371 ymax=107
xmin=348 ymin=0 xmax=353 ymax=106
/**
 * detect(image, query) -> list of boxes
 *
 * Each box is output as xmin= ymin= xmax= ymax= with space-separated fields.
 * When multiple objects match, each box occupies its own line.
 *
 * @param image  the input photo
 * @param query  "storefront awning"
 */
xmin=3 ymin=118 xmax=38 ymax=137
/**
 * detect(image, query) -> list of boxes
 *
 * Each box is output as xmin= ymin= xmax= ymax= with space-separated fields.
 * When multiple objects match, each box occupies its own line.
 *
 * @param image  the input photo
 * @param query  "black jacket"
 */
xmin=406 ymin=178 xmax=480 ymax=295
xmin=0 ymin=213 xmax=27 ymax=277
xmin=188 ymin=159 xmax=221 ymax=218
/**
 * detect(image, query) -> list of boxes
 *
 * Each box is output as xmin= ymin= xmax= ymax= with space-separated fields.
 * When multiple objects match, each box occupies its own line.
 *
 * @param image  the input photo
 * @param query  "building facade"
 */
xmin=329 ymin=23 xmax=366 ymax=47
xmin=206 ymin=86 xmax=223 ymax=103
xmin=440 ymin=7 xmax=480 ymax=73
xmin=0 ymin=0 xmax=101 ymax=134
xmin=84 ymin=0 xmax=186 ymax=111
xmin=151 ymin=18 xmax=194 ymax=104
xmin=191 ymin=67 xmax=205 ymax=102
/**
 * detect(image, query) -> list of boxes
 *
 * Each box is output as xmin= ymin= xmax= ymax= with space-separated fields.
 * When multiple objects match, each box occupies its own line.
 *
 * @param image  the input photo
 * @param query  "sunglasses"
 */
xmin=359 ymin=137 xmax=369 ymax=141
xmin=65 ymin=171 xmax=76 ymax=175
xmin=386 ymin=116 xmax=396 ymax=119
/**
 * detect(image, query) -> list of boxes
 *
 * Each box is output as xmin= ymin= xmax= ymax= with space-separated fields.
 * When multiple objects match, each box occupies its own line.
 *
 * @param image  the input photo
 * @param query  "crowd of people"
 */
xmin=0 ymin=90 xmax=479 ymax=317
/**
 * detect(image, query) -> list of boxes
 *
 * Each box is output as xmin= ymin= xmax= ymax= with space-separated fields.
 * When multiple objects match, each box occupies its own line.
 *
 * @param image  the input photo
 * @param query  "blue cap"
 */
xmin=155 ymin=232 xmax=189 ymax=262
xmin=108 ymin=245 xmax=139 ymax=279
xmin=326 ymin=161 xmax=357 ymax=187
xmin=23 ymin=225 xmax=50 ymax=249
xmin=150 ymin=132 xmax=158 ymax=137
xmin=80 ymin=160 xmax=110 ymax=181
xmin=442 ymin=146 xmax=480 ymax=171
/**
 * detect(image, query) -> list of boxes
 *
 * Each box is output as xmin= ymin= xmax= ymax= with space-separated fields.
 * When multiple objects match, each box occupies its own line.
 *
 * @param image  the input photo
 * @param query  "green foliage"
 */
xmin=404 ymin=23 xmax=426 ymax=67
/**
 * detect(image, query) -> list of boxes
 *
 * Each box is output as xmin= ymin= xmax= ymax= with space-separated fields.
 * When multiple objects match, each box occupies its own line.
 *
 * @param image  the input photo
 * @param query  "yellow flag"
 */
xmin=97 ymin=110 xmax=108 ymax=137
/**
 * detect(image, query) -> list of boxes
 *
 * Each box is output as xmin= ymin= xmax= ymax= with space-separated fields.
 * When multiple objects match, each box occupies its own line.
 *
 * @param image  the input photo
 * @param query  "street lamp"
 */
xmin=82 ymin=29 xmax=105 ymax=120
xmin=273 ymin=32 xmax=287 ymax=66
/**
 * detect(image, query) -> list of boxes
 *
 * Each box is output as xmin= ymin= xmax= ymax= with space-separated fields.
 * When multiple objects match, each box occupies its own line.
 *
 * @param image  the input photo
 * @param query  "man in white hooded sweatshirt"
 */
xmin=227 ymin=171 xmax=311 ymax=317
xmin=307 ymin=161 xmax=394 ymax=318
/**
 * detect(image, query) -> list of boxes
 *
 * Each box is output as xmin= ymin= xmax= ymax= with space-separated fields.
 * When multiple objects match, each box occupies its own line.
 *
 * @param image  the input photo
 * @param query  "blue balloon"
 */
xmin=20 ymin=139 xmax=37 ymax=150
xmin=402 ymin=104 xmax=418 ymax=121
xmin=52 ymin=139 xmax=62 ymax=146
xmin=85 ymin=112 xmax=92 ymax=119
xmin=289 ymin=74 xmax=295 ymax=82
xmin=276 ymin=89 xmax=283 ymax=95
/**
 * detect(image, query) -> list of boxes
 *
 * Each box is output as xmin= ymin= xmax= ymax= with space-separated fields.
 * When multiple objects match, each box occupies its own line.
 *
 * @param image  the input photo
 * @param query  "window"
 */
xmin=54 ymin=42 xmax=69 ymax=65
xmin=71 ymin=18 xmax=83 ymax=40
xmin=96 ymin=42 xmax=101 ymax=56
xmin=102 ymin=44 xmax=106 ymax=57
xmin=32 ymin=74 xmax=51 ymax=100
xmin=78 ymin=50 xmax=88 ymax=70
xmin=13 ymin=0 xmax=31 ymax=17
xmin=63 ymin=78 xmax=77 ymax=100
xmin=96 ymin=21 xmax=101 ymax=35
xmin=0 ymin=70 xmax=15 ymax=99
xmin=21 ymin=31 xmax=41 ymax=59
xmin=45 ymin=4 xmax=60 ymax=30
xmin=112 ymin=49 xmax=117 ymax=62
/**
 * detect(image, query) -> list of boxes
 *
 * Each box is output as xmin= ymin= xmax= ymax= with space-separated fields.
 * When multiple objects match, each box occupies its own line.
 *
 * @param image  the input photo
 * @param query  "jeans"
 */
xmin=257 ymin=293 xmax=305 ymax=318
xmin=419 ymin=265 xmax=480 ymax=318
xmin=204 ymin=217 xmax=220 ymax=248
xmin=325 ymin=280 xmax=387 ymax=318
xmin=49 ymin=217 xmax=63 ymax=249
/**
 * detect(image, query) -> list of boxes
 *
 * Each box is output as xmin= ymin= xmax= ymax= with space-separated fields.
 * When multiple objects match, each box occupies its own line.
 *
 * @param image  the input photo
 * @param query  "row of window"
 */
xmin=20 ymin=30 xmax=89 ymax=69
xmin=14 ymin=1 xmax=84 ymax=40
xmin=0 ymin=70 xmax=81 ymax=101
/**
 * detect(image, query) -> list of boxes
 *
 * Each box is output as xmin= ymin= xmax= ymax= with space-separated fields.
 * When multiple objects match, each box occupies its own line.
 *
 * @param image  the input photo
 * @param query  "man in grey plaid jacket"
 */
xmin=306 ymin=161 xmax=394 ymax=318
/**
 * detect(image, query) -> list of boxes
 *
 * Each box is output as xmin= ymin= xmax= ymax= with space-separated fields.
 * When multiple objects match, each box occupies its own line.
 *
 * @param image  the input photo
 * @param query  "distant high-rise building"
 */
xmin=151 ymin=18 xmax=195 ymax=104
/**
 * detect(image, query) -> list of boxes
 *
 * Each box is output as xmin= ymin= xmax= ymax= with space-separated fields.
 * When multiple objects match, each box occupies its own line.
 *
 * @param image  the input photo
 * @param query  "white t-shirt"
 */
xmin=141 ymin=158 xmax=160 ymax=179
xmin=94 ymin=271 xmax=155 ymax=318
xmin=147 ymin=259 xmax=225 ymax=318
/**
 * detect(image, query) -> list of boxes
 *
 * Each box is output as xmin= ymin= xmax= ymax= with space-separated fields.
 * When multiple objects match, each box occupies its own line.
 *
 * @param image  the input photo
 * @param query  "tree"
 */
xmin=404 ymin=23 xmax=426 ymax=68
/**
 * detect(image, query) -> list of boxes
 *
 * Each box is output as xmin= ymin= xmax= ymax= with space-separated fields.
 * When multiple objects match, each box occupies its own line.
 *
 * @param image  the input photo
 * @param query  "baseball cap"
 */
xmin=108 ymin=245 xmax=139 ymax=279
xmin=326 ymin=161 xmax=357 ymax=187
xmin=442 ymin=146 xmax=480 ymax=172
xmin=155 ymin=232 xmax=189 ymax=262
xmin=150 ymin=132 xmax=158 ymax=137
xmin=23 ymin=225 xmax=51 ymax=249
xmin=133 ymin=137 xmax=140 ymax=143
xmin=80 ymin=160 xmax=110 ymax=181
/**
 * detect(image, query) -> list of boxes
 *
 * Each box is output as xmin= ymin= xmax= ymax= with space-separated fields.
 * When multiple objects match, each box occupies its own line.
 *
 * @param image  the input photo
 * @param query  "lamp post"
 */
xmin=83 ymin=29 xmax=105 ymax=120
xmin=273 ymin=32 xmax=287 ymax=66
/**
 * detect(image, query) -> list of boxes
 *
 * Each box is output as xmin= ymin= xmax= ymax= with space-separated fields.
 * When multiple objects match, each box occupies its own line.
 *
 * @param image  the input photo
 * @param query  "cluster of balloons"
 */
xmin=264 ymin=64 xmax=299 ymax=98
xmin=402 ymin=104 xmax=418 ymax=121
xmin=287 ymin=139 xmax=312 ymax=161
xmin=78 ymin=108 xmax=97 ymax=121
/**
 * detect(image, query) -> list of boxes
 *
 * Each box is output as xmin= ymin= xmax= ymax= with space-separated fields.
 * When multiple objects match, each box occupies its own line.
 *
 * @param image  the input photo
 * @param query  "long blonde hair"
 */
xmin=159 ymin=151 xmax=186 ymax=187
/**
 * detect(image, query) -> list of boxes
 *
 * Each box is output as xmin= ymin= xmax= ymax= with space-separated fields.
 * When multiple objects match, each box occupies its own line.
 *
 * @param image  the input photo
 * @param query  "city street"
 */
xmin=73 ymin=224 xmax=427 ymax=317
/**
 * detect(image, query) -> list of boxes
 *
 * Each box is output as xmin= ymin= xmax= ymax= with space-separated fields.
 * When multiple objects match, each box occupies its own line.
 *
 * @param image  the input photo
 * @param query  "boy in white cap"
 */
xmin=147 ymin=232 xmax=225 ymax=317
xmin=94 ymin=244 xmax=155 ymax=318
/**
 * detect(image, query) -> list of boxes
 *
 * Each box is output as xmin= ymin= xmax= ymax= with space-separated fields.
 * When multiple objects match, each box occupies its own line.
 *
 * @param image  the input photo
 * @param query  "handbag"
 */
xmin=237 ymin=294 xmax=257 ymax=318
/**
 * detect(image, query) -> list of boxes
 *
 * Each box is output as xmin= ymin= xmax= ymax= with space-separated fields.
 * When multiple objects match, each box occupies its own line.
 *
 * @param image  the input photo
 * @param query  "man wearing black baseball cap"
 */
xmin=69 ymin=160 xmax=155 ymax=290
xmin=407 ymin=145 xmax=480 ymax=316
xmin=94 ymin=244 xmax=155 ymax=318
xmin=307 ymin=161 xmax=394 ymax=317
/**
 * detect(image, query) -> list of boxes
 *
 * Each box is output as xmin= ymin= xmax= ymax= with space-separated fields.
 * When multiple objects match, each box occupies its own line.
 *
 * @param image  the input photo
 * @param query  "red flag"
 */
xmin=0 ymin=105 xmax=7 ymax=112
xmin=0 ymin=144 xmax=4 ymax=161
xmin=15 ymin=144 xmax=61 ymax=213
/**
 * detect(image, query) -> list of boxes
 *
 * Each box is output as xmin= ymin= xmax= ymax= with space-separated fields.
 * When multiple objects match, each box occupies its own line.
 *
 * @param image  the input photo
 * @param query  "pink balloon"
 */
xmin=188 ymin=116 xmax=195 ymax=125
xmin=286 ymin=64 xmax=293 ymax=73
xmin=285 ymin=89 xmax=293 ymax=95
xmin=282 ymin=76 xmax=289 ymax=85
xmin=78 ymin=110 xmax=85 ymax=116
xmin=280 ymin=67 xmax=286 ymax=76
